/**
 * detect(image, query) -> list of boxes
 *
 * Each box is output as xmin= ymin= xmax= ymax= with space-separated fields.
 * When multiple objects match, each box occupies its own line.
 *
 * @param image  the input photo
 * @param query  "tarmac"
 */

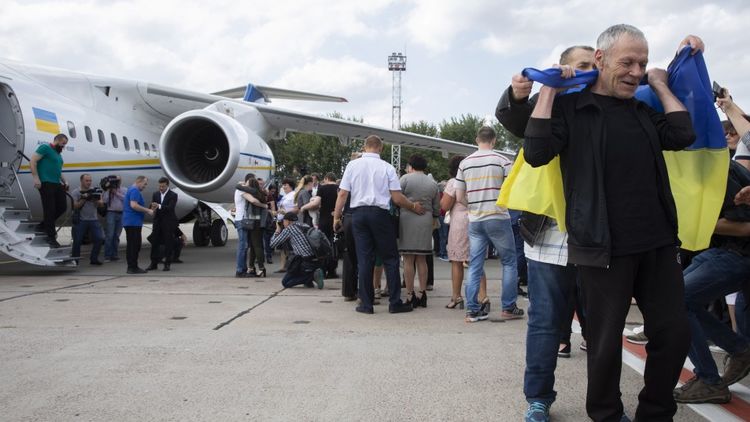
xmin=0 ymin=227 xmax=746 ymax=421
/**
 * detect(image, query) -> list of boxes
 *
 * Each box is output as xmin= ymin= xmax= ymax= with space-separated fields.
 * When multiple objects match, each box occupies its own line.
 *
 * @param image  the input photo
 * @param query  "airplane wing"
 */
xmin=254 ymin=103 xmax=515 ymax=158
xmin=211 ymin=85 xmax=347 ymax=103
xmin=139 ymin=83 xmax=515 ymax=158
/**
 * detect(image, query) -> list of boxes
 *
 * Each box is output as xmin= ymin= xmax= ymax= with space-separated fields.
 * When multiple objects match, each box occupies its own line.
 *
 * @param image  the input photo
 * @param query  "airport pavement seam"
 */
xmin=0 ymin=276 xmax=122 ymax=303
xmin=213 ymin=287 xmax=286 ymax=330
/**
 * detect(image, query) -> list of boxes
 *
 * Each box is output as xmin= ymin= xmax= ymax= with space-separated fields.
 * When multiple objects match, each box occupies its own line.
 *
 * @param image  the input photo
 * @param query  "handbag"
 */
xmin=443 ymin=210 xmax=451 ymax=225
xmin=238 ymin=201 xmax=259 ymax=230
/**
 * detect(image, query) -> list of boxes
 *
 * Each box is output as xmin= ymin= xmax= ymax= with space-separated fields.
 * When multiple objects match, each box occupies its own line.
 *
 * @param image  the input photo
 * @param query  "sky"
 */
xmin=2 ymin=0 xmax=749 ymax=130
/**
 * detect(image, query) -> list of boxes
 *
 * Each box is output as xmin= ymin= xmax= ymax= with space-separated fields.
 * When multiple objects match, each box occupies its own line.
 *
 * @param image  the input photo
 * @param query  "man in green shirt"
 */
xmin=30 ymin=133 xmax=69 ymax=248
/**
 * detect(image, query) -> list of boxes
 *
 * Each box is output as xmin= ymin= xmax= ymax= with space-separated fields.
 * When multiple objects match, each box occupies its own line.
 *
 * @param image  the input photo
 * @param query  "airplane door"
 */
xmin=0 ymin=84 xmax=25 ymax=198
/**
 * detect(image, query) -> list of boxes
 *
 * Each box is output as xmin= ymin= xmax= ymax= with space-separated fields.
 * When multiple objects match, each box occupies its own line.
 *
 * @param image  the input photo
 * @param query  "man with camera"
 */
xmin=101 ymin=175 xmax=126 ymax=262
xmin=70 ymin=173 xmax=105 ymax=265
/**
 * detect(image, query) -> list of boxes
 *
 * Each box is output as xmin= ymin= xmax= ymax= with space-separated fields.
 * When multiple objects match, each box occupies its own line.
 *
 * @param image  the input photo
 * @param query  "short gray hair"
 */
xmin=596 ymin=24 xmax=646 ymax=52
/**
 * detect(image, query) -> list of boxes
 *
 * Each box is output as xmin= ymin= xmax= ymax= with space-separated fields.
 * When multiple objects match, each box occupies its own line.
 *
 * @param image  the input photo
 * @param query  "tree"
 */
xmin=268 ymin=113 xmax=363 ymax=182
xmin=397 ymin=121 xmax=451 ymax=182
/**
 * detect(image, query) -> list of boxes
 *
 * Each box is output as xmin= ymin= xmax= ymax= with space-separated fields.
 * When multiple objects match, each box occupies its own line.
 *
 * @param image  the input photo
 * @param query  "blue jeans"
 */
xmin=235 ymin=222 xmax=248 ymax=274
xmin=104 ymin=211 xmax=123 ymax=258
xmin=438 ymin=215 xmax=449 ymax=258
xmin=465 ymin=218 xmax=518 ymax=312
xmin=72 ymin=220 xmax=104 ymax=262
xmin=509 ymin=209 xmax=527 ymax=282
xmin=352 ymin=207 xmax=403 ymax=309
xmin=684 ymin=248 xmax=750 ymax=384
xmin=524 ymin=260 xmax=577 ymax=405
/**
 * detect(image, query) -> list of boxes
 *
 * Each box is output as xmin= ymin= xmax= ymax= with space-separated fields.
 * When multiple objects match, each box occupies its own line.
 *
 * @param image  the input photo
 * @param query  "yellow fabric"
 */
xmin=497 ymin=149 xmax=567 ymax=232
xmin=663 ymin=149 xmax=728 ymax=251
xmin=496 ymin=147 xmax=729 ymax=251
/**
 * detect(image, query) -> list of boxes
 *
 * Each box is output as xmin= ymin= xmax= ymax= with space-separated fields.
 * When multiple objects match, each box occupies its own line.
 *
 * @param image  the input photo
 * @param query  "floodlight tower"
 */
xmin=388 ymin=52 xmax=406 ymax=171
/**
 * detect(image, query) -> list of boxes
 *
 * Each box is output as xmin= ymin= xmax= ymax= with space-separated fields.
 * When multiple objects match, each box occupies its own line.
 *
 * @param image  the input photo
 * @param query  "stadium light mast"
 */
xmin=388 ymin=52 xmax=406 ymax=171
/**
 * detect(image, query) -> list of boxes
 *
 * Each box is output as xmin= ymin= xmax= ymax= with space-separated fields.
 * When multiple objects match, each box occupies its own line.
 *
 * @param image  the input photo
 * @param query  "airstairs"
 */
xmin=0 ymin=155 xmax=76 ymax=267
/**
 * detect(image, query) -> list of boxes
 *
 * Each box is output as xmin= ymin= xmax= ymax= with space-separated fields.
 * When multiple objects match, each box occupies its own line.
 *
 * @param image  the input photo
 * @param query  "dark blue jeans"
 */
xmin=438 ymin=215 xmax=449 ymax=258
xmin=72 ymin=219 xmax=104 ymax=262
xmin=524 ymin=259 xmax=577 ymax=405
xmin=684 ymin=248 xmax=750 ymax=384
xmin=282 ymin=269 xmax=314 ymax=288
xmin=352 ymin=207 xmax=403 ymax=310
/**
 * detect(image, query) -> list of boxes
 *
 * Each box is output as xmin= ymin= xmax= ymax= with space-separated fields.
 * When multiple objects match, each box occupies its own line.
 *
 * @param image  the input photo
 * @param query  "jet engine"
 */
xmin=159 ymin=109 xmax=267 ymax=203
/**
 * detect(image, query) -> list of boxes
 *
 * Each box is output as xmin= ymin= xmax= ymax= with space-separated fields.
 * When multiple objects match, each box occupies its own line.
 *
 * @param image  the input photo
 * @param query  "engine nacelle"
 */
xmin=159 ymin=109 xmax=267 ymax=203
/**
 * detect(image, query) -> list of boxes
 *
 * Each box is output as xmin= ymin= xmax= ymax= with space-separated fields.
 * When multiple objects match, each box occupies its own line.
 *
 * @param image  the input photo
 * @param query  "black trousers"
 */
xmin=578 ymin=245 xmax=689 ymax=422
xmin=149 ymin=222 xmax=176 ymax=264
xmin=124 ymin=226 xmax=142 ymax=270
xmin=39 ymin=182 xmax=67 ymax=239
xmin=247 ymin=228 xmax=265 ymax=270
xmin=341 ymin=214 xmax=358 ymax=298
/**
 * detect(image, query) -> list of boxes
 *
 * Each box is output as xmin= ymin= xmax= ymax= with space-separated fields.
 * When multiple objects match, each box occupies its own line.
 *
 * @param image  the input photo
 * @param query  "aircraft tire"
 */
xmin=210 ymin=219 xmax=228 ymax=247
xmin=193 ymin=222 xmax=210 ymax=247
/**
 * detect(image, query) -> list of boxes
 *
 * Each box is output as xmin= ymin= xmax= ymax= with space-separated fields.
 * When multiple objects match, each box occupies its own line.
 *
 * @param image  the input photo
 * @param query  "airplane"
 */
xmin=0 ymin=58 xmax=514 ymax=267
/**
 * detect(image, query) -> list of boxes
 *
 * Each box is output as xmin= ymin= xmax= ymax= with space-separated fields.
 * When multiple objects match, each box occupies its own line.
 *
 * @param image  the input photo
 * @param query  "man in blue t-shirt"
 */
xmin=123 ymin=176 xmax=154 ymax=274
xmin=29 ymin=133 xmax=69 ymax=247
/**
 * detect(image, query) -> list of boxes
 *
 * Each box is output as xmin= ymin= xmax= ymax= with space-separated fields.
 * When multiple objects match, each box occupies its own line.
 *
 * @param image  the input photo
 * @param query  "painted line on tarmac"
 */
xmin=0 ymin=276 xmax=122 ymax=303
xmin=622 ymin=339 xmax=750 ymax=421
xmin=0 ymin=259 xmax=19 ymax=264
xmin=213 ymin=288 xmax=285 ymax=330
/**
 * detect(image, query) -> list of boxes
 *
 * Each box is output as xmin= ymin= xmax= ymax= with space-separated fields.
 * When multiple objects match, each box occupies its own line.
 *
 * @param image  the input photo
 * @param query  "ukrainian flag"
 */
xmin=32 ymin=107 xmax=60 ymax=134
xmin=498 ymin=48 xmax=727 ymax=251
xmin=635 ymin=48 xmax=728 ymax=251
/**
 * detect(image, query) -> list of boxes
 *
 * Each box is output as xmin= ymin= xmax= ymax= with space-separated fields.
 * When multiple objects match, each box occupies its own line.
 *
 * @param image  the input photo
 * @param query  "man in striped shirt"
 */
xmin=455 ymin=126 xmax=523 ymax=322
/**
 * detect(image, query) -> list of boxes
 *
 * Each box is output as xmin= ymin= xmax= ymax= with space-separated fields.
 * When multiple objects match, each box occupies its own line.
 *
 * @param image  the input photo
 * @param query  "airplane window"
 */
xmin=123 ymin=136 xmax=130 ymax=151
xmin=134 ymin=139 xmax=141 ymax=153
xmin=97 ymin=129 xmax=105 ymax=145
xmin=67 ymin=121 xmax=76 ymax=138
xmin=85 ymin=126 xmax=92 ymax=142
xmin=110 ymin=133 xmax=118 ymax=148
xmin=144 ymin=142 xmax=150 ymax=156
xmin=151 ymin=144 xmax=157 ymax=155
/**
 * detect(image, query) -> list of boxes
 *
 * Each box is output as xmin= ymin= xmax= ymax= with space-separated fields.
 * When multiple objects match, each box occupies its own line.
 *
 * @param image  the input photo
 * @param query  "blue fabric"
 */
xmin=521 ymin=67 xmax=599 ymax=89
xmin=524 ymin=259 xmax=577 ymax=405
xmin=683 ymin=248 xmax=750 ymax=384
xmin=72 ymin=220 xmax=104 ymax=261
xmin=123 ymin=186 xmax=145 ymax=227
xmin=635 ymin=47 xmax=725 ymax=150
xmin=466 ymin=219 xmax=518 ymax=312
xmin=104 ymin=211 xmax=123 ymax=258
xmin=235 ymin=222 xmax=249 ymax=274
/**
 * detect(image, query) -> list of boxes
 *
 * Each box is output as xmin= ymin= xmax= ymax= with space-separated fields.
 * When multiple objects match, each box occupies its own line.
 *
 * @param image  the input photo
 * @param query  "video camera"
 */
xmin=100 ymin=175 xmax=120 ymax=190
xmin=80 ymin=187 xmax=103 ymax=201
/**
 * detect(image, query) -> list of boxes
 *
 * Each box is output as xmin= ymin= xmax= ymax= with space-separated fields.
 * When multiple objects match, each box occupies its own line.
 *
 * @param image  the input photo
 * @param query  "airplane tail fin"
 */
xmin=211 ymin=84 xmax=347 ymax=103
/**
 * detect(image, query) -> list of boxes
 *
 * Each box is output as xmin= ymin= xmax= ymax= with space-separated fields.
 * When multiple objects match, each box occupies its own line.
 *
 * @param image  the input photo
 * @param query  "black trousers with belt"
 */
xmin=341 ymin=214 xmax=358 ymax=298
xmin=577 ymin=245 xmax=689 ymax=422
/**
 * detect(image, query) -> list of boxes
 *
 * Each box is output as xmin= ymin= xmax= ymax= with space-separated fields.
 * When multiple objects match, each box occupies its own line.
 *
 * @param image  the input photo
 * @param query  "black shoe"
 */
xmin=389 ymin=302 xmax=414 ymax=314
xmin=418 ymin=290 xmax=428 ymax=308
xmin=172 ymin=259 xmax=184 ymax=264
xmin=256 ymin=268 xmax=266 ymax=278
xmin=518 ymin=286 xmax=528 ymax=298
xmin=127 ymin=267 xmax=147 ymax=274
xmin=558 ymin=342 xmax=571 ymax=358
xmin=355 ymin=305 xmax=374 ymax=314
xmin=90 ymin=260 xmax=103 ymax=266
xmin=163 ymin=263 xmax=170 ymax=271
xmin=47 ymin=239 xmax=61 ymax=248
xmin=146 ymin=262 xmax=159 ymax=271
xmin=235 ymin=272 xmax=250 ymax=278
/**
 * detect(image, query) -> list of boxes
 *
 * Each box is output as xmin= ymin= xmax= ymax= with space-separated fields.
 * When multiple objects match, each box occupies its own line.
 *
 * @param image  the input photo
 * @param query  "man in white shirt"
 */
xmin=333 ymin=135 xmax=425 ymax=314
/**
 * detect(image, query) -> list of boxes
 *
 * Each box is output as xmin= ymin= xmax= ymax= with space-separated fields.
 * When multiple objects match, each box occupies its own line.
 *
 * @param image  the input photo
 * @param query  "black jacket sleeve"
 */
xmin=647 ymin=109 xmax=696 ymax=151
xmin=523 ymin=107 xmax=569 ymax=168
xmin=495 ymin=86 xmax=538 ymax=138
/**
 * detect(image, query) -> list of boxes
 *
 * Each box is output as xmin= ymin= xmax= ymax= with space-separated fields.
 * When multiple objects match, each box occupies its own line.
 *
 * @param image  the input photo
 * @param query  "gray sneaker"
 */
xmin=673 ymin=376 xmax=730 ymax=404
xmin=722 ymin=347 xmax=750 ymax=386
xmin=500 ymin=305 xmax=524 ymax=320
xmin=625 ymin=332 xmax=648 ymax=345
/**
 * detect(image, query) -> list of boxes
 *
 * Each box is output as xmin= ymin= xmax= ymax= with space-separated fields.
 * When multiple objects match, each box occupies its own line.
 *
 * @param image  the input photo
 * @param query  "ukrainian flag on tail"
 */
xmin=32 ymin=107 xmax=60 ymax=134
xmin=497 ymin=47 xmax=727 ymax=251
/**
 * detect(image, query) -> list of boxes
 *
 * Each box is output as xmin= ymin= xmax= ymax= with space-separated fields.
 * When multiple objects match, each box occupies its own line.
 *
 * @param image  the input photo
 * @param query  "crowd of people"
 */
xmin=28 ymin=22 xmax=750 ymax=422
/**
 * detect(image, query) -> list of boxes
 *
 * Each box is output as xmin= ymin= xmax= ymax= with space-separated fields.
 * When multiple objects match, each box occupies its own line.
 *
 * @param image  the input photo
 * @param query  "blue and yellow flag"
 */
xmin=32 ymin=107 xmax=60 ymax=134
xmin=498 ymin=48 xmax=727 ymax=251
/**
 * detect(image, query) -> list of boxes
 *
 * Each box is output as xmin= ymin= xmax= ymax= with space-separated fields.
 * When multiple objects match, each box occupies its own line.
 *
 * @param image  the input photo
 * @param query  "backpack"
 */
xmin=305 ymin=226 xmax=333 ymax=259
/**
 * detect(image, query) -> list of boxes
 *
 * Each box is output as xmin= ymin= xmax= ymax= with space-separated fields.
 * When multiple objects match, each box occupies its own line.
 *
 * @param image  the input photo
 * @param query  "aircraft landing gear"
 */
xmin=210 ymin=219 xmax=228 ymax=247
xmin=193 ymin=221 xmax=210 ymax=247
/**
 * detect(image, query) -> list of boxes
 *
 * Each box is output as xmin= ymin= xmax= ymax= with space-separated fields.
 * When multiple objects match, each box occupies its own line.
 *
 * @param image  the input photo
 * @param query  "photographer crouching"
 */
xmin=71 ymin=173 xmax=105 ymax=265
xmin=101 ymin=175 xmax=126 ymax=262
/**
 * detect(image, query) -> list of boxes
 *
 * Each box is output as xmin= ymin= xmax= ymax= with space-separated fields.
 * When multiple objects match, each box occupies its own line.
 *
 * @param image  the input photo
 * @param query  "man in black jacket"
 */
xmin=147 ymin=177 xmax=178 ymax=271
xmin=524 ymin=24 xmax=696 ymax=422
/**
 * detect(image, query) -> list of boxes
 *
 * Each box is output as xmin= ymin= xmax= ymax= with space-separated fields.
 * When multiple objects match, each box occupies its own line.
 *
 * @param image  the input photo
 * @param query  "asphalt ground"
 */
xmin=0 ymin=227 xmax=744 ymax=421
